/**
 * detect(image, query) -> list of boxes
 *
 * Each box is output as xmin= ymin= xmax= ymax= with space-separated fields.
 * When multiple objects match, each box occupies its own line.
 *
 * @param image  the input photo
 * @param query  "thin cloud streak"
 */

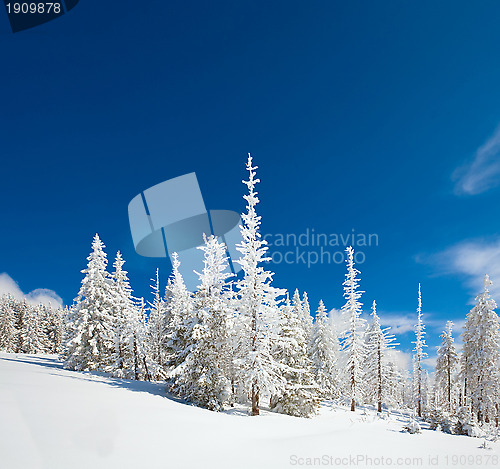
xmin=453 ymin=125 xmax=500 ymax=196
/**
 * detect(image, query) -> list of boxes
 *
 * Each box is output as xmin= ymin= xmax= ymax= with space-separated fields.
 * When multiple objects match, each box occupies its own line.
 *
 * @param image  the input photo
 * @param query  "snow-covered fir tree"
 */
xmin=271 ymin=294 xmax=320 ymax=417
xmin=309 ymin=300 xmax=340 ymax=398
xmin=19 ymin=304 xmax=48 ymax=354
xmin=234 ymin=154 xmax=285 ymax=416
xmin=0 ymin=295 xmax=17 ymax=352
xmin=44 ymin=306 xmax=67 ymax=354
xmin=340 ymin=246 xmax=366 ymax=412
xmin=435 ymin=321 xmax=459 ymax=412
xmin=64 ymin=234 xmax=116 ymax=371
xmin=164 ymin=253 xmax=194 ymax=373
xmin=146 ymin=269 xmax=167 ymax=374
xmin=170 ymin=235 xmax=235 ymax=411
xmin=461 ymin=274 xmax=500 ymax=424
xmin=412 ymin=283 xmax=427 ymax=417
xmin=109 ymin=251 xmax=152 ymax=380
xmin=363 ymin=300 xmax=398 ymax=412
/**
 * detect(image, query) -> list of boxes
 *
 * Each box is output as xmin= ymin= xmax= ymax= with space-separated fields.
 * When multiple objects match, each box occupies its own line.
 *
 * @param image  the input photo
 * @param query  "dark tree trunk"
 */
xmin=133 ymin=337 xmax=139 ymax=381
xmin=251 ymin=383 xmax=259 ymax=416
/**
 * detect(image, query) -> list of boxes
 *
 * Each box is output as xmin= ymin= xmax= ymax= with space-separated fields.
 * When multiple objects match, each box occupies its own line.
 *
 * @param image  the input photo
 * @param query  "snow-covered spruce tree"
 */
xmin=363 ymin=300 xmax=398 ymax=412
xmin=461 ymin=274 xmax=500 ymax=424
xmin=271 ymin=294 xmax=320 ymax=417
xmin=20 ymin=304 xmax=48 ymax=354
xmin=44 ymin=306 xmax=67 ymax=354
xmin=0 ymin=295 xmax=17 ymax=352
xmin=109 ymin=251 xmax=152 ymax=380
xmin=234 ymin=154 xmax=286 ymax=416
xmin=164 ymin=252 xmax=194 ymax=373
xmin=412 ymin=283 xmax=427 ymax=417
xmin=293 ymin=289 xmax=313 ymax=346
xmin=170 ymin=235 xmax=235 ymax=411
xmin=435 ymin=321 xmax=459 ymax=412
xmin=13 ymin=299 xmax=30 ymax=353
xmin=64 ymin=234 xmax=116 ymax=371
xmin=309 ymin=300 xmax=340 ymax=399
xmin=340 ymin=246 xmax=366 ymax=412
xmin=130 ymin=297 xmax=153 ymax=381
xmin=146 ymin=269 xmax=167 ymax=373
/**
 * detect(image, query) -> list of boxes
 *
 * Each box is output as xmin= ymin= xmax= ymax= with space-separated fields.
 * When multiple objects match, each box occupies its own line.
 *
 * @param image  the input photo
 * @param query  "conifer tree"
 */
xmin=271 ymin=294 xmax=320 ymax=417
xmin=461 ymin=274 xmax=500 ymax=423
xmin=164 ymin=253 xmax=194 ymax=372
xmin=0 ymin=295 xmax=17 ymax=352
xmin=64 ymin=234 xmax=116 ymax=371
xmin=435 ymin=321 xmax=459 ymax=412
xmin=20 ymin=305 xmax=48 ymax=354
xmin=309 ymin=300 xmax=340 ymax=398
xmin=234 ymin=154 xmax=285 ymax=416
xmin=340 ymin=246 xmax=366 ymax=412
xmin=363 ymin=300 xmax=398 ymax=412
xmin=170 ymin=235 xmax=234 ymax=410
xmin=412 ymin=283 xmax=427 ymax=417
xmin=146 ymin=269 xmax=167 ymax=371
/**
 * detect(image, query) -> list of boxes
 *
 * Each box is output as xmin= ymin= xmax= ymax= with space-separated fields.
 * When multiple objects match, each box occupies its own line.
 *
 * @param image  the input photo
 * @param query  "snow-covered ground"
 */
xmin=1 ymin=353 xmax=498 ymax=469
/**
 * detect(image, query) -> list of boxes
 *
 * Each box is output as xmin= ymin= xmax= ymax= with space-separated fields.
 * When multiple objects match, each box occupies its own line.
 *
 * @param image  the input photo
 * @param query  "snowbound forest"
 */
xmin=1 ymin=155 xmax=500 ymax=443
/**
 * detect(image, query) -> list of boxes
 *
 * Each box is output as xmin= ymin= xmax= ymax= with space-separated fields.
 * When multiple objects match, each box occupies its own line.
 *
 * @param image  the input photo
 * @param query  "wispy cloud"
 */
xmin=0 ymin=273 xmax=62 ymax=308
xmin=422 ymin=238 xmax=500 ymax=301
xmin=453 ymin=125 xmax=500 ymax=196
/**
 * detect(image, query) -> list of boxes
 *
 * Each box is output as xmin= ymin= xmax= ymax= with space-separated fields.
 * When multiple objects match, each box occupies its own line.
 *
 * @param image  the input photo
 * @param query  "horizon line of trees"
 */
xmin=0 ymin=154 xmax=499 ymax=427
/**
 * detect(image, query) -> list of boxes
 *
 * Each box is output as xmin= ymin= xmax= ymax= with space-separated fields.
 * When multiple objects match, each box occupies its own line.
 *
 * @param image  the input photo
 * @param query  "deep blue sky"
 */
xmin=2 ymin=0 xmax=500 ymax=363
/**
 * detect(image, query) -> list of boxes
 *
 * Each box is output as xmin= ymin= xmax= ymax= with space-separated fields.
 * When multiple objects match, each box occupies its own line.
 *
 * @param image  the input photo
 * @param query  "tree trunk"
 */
xmin=251 ymin=383 xmax=259 ymax=416
xmin=133 ymin=337 xmax=139 ymax=381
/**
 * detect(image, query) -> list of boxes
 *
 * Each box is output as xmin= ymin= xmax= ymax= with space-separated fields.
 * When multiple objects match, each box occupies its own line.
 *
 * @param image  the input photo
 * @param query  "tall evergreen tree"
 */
xmin=64 ymin=234 xmax=116 ymax=371
xmin=462 ymin=274 xmax=500 ymax=423
xmin=340 ymin=246 xmax=366 ymax=412
xmin=234 ymin=154 xmax=285 ymax=416
xmin=435 ymin=321 xmax=459 ymax=412
xmin=412 ymin=283 xmax=427 ymax=417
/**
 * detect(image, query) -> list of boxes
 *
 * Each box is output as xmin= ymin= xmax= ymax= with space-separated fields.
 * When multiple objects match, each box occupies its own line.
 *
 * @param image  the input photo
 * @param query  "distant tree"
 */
xmin=435 ymin=321 xmax=459 ymax=412
xmin=271 ymin=294 xmax=320 ymax=417
xmin=146 ymin=269 xmax=167 ymax=374
xmin=309 ymin=300 xmax=340 ymax=398
xmin=20 ymin=304 xmax=48 ymax=354
xmin=0 ymin=295 xmax=17 ymax=352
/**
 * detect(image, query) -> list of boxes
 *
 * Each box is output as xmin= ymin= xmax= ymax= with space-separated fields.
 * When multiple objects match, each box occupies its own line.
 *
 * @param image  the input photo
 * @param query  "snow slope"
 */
xmin=0 ymin=353 xmax=498 ymax=469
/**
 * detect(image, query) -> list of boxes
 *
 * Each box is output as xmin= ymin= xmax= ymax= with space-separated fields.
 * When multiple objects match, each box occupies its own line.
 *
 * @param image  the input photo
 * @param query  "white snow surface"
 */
xmin=1 ymin=353 xmax=498 ymax=469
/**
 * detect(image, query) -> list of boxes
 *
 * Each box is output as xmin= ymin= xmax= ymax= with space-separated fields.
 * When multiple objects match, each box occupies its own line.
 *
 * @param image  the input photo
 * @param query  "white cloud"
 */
xmin=380 ymin=314 xmax=416 ymax=335
xmin=424 ymin=238 xmax=500 ymax=301
xmin=453 ymin=125 xmax=500 ymax=196
xmin=0 ymin=273 xmax=62 ymax=308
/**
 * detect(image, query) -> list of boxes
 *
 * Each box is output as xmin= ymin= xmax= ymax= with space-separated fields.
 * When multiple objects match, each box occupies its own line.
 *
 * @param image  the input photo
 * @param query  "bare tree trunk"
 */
xmin=378 ymin=343 xmax=382 ymax=413
xmin=251 ymin=383 xmax=259 ymax=416
xmin=142 ymin=356 xmax=151 ymax=382
xmin=133 ymin=336 xmax=139 ymax=381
